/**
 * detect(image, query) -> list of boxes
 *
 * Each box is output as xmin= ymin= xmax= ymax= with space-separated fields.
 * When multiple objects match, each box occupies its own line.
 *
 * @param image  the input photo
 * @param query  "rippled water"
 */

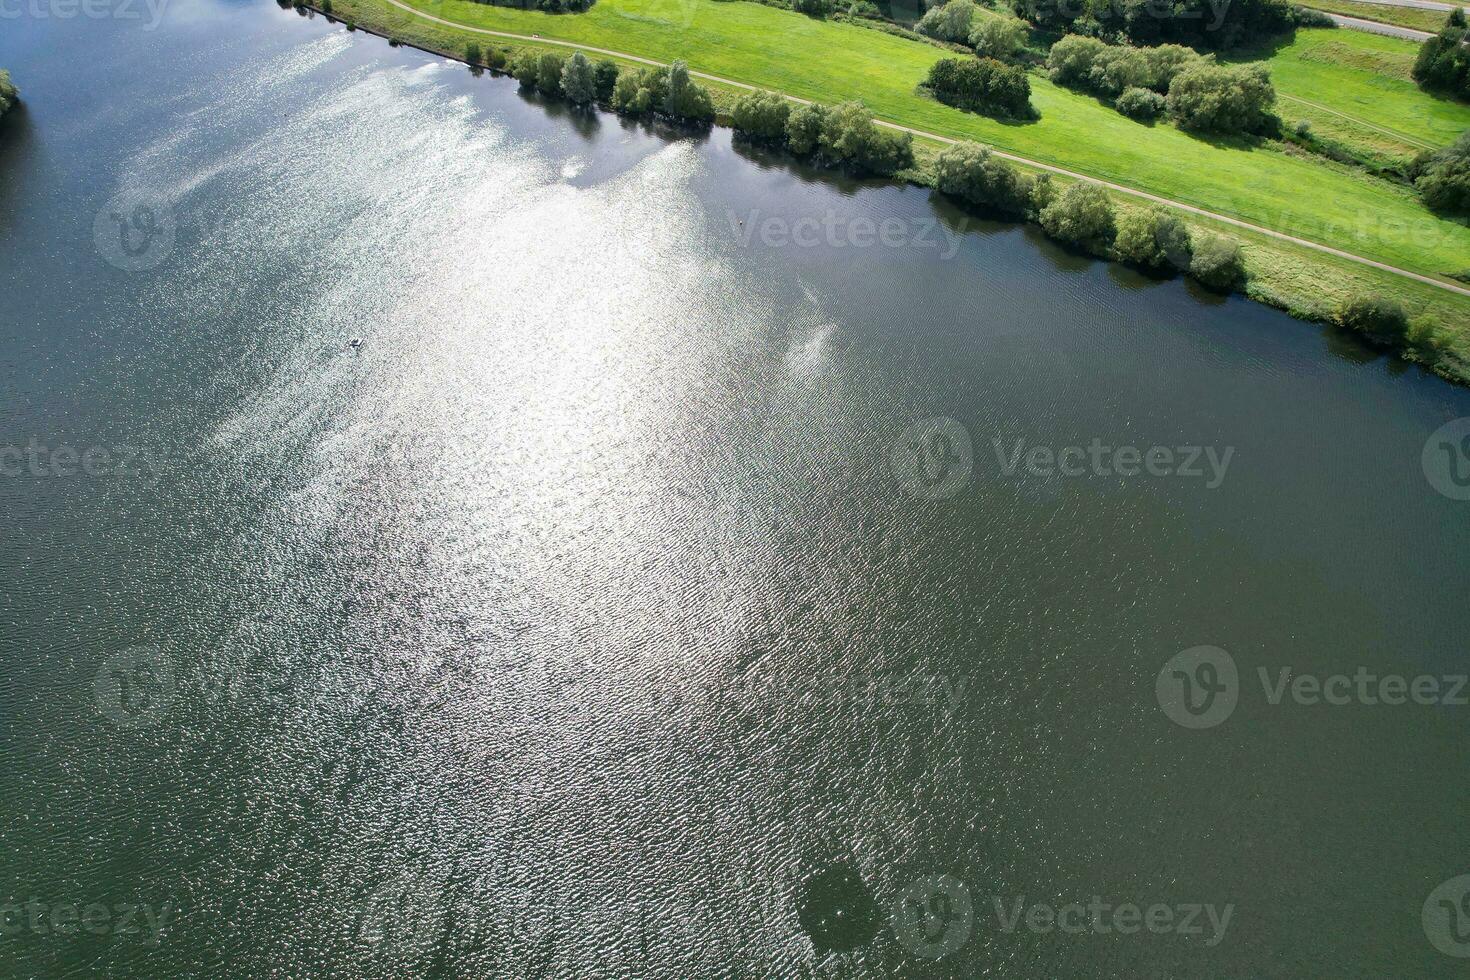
xmin=3 ymin=3 xmax=1470 ymax=974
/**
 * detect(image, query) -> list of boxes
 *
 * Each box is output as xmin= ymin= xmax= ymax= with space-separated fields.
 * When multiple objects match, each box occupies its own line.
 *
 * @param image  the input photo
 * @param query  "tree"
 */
xmin=1189 ymin=232 xmax=1245 ymax=292
xmin=1115 ymin=86 xmax=1165 ymax=121
xmin=512 ymin=50 xmax=540 ymax=89
xmin=594 ymin=60 xmax=620 ymax=102
xmin=786 ymin=102 xmax=829 ymax=155
xmin=1411 ymin=132 xmax=1470 ymax=216
xmin=969 ymin=16 xmax=1026 ymax=61
xmin=1166 ymin=63 xmax=1276 ymax=136
xmin=1047 ymin=35 xmax=1109 ymax=89
xmin=785 ymin=100 xmax=912 ymax=175
xmin=1337 ymin=296 xmax=1409 ymax=346
xmin=1039 ymin=182 xmax=1116 ymax=253
xmin=1113 ymin=208 xmax=1191 ymax=270
xmin=560 ymin=51 xmax=597 ymax=105
xmin=917 ymin=0 xmax=976 ymax=42
xmin=924 ymin=57 xmax=1031 ymax=118
xmin=663 ymin=61 xmax=715 ymax=122
xmin=731 ymin=91 xmax=792 ymax=143
xmin=466 ymin=41 xmax=481 ymax=66
xmin=0 ymin=70 xmax=16 ymax=117
xmin=612 ymin=67 xmax=657 ymax=114
xmin=932 ymin=141 xmax=1034 ymax=216
xmin=535 ymin=52 xmax=566 ymax=97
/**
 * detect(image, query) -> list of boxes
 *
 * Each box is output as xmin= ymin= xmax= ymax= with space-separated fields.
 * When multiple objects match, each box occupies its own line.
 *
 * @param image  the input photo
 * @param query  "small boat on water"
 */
xmin=348 ymin=337 xmax=362 ymax=350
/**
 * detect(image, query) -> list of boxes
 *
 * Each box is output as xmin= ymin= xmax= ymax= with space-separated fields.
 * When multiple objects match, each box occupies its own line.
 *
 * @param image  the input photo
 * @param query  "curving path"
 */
xmin=378 ymin=0 xmax=1470 ymax=297
xmin=1318 ymin=11 xmax=1436 ymax=39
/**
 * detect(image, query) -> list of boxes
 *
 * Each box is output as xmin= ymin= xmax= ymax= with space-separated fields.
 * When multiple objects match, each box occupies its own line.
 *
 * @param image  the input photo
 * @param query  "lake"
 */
xmin=2 ymin=1 xmax=1470 ymax=973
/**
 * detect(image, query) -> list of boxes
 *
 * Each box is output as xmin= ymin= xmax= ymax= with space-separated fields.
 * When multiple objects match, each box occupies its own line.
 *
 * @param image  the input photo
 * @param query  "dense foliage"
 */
xmin=1413 ymin=12 xmax=1470 ymax=100
xmin=1047 ymin=37 xmax=1199 ymax=97
xmin=924 ymin=57 xmax=1033 ymax=118
xmin=1012 ymin=0 xmax=1294 ymax=51
xmin=1188 ymin=231 xmax=1245 ymax=292
xmin=612 ymin=61 xmax=716 ymax=122
xmin=1113 ymin=207 xmax=1191 ymax=269
xmin=732 ymin=98 xmax=914 ymax=175
xmin=513 ymin=51 xmax=568 ymax=97
xmin=1165 ymin=63 xmax=1276 ymax=135
xmin=560 ymin=51 xmax=598 ymax=105
xmin=969 ymin=16 xmax=1027 ymax=61
xmin=1410 ymin=132 xmax=1470 ymax=217
xmin=470 ymin=0 xmax=594 ymax=13
xmin=0 ymin=70 xmax=15 ymax=118
xmin=1115 ymin=86 xmax=1165 ymax=120
xmin=917 ymin=0 xmax=977 ymax=42
xmin=1336 ymin=295 xmax=1409 ymax=346
xmin=1039 ymin=182 xmax=1116 ymax=253
xmin=932 ymin=141 xmax=1035 ymax=216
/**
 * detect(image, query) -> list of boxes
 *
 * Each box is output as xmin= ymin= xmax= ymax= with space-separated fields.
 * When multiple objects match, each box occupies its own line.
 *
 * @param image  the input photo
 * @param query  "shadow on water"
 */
xmin=927 ymin=190 xmax=1022 ymax=241
xmin=515 ymin=86 xmax=603 ymax=142
xmin=728 ymin=136 xmax=885 ymax=197
xmin=1106 ymin=260 xmax=1174 ymax=292
xmin=0 ymin=103 xmax=36 ymax=231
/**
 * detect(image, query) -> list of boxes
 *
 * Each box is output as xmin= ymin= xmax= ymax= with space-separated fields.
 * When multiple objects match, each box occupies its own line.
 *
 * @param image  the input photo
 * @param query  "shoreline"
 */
xmin=295 ymin=1 xmax=1470 ymax=387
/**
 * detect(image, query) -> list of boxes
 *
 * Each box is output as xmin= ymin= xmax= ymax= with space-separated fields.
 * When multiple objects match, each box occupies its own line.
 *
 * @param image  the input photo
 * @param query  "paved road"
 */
xmin=1320 ymin=11 xmax=1436 ymax=38
xmin=377 ymin=0 xmax=1470 ymax=297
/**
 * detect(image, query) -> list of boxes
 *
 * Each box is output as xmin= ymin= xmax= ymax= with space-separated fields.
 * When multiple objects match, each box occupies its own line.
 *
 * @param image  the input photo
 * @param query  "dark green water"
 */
xmin=3 ymin=3 xmax=1470 ymax=975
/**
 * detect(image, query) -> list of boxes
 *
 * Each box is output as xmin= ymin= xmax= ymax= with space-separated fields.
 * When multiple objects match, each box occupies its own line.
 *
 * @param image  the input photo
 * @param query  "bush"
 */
xmin=1167 ymin=63 xmax=1276 ymax=136
xmin=594 ymin=60 xmax=619 ymax=101
xmin=1039 ymin=182 xmax=1116 ymax=253
xmin=1049 ymin=38 xmax=1205 ymax=98
xmin=535 ymin=52 xmax=566 ymax=96
xmin=924 ymin=56 xmax=1032 ymax=118
xmin=1337 ymin=296 xmax=1409 ymax=346
xmin=848 ymin=0 xmax=882 ymax=16
xmin=1115 ymin=86 xmax=1165 ymax=121
xmin=1407 ymin=314 xmax=1451 ymax=357
xmin=731 ymin=90 xmax=792 ymax=143
xmin=1029 ymin=172 xmax=1056 ymax=214
xmin=0 ymin=70 xmax=16 ymax=117
xmin=511 ymin=50 xmax=540 ymax=89
xmin=786 ymin=102 xmax=828 ymax=155
xmin=917 ymin=0 xmax=977 ymax=42
xmin=663 ymin=61 xmax=716 ymax=122
xmin=1047 ymin=35 xmax=1109 ymax=89
xmin=1410 ymin=132 xmax=1470 ymax=217
xmin=560 ymin=51 xmax=597 ymax=105
xmin=1113 ymin=208 xmax=1191 ymax=270
xmin=782 ymin=101 xmax=912 ymax=175
xmin=793 ymin=0 xmax=834 ymax=14
xmin=1014 ymin=0 xmax=1292 ymax=51
xmin=466 ymin=41 xmax=481 ymax=65
xmin=1189 ymin=232 xmax=1246 ymax=292
xmin=969 ymin=16 xmax=1027 ymax=61
xmin=933 ymin=141 xmax=1034 ymax=216
xmin=1292 ymin=5 xmax=1336 ymax=27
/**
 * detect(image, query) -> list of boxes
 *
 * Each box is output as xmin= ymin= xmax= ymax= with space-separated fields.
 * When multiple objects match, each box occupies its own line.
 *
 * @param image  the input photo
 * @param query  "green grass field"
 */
xmin=350 ymin=0 xmax=1470 ymax=284
xmin=1300 ymin=0 xmax=1451 ymax=33
xmin=1243 ymin=28 xmax=1470 ymax=163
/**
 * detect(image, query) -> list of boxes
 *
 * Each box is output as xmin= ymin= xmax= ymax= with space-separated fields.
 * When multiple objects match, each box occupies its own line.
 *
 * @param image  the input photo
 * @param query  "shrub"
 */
xmin=1292 ymin=5 xmax=1336 ymax=27
xmin=819 ymin=100 xmax=914 ymax=174
xmin=321 ymin=0 xmax=331 ymax=12
xmin=1049 ymin=38 xmax=1204 ymax=98
xmin=1113 ymin=208 xmax=1191 ymax=270
xmin=918 ymin=0 xmax=977 ymax=42
xmin=487 ymin=48 xmax=507 ymax=70
xmin=1047 ymin=35 xmax=1109 ymax=89
xmin=612 ymin=68 xmax=654 ymax=115
xmin=511 ymin=50 xmax=540 ymax=89
xmin=1115 ymin=86 xmax=1165 ymax=121
xmin=932 ymin=141 xmax=1034 ymax=216
xmin=466 ymin=41 xmax=482 ymax=65
xmin=1189 ymin=232 xmax=1246 ymax=292
xmin=1040 ymin=182 xmax=1116 ymax=253
xmin=611 ymin=62 xmax=714 ymax=122
xmin=786 ymin=102 xmax=828 ymax=155
xmin=1406 ymin=314 xmax=1451 ymax=356
xmin=0 ymin=70 xmax=16 ymax=117
xmin=1014 ymin=0 xmax=1292 ymax=51
xmin=1410 ymin=132 xmax=1470 ymax=217
xmin=560 ymin=51 xmax=597 ymax=105
xmin=969 ymin=16 xmax=1027 ymax=61
xmin=793 ymin=0 xmax=834 ymax=14
xmin=1167 ymin=63 xmax=1276 ymax=136
xmin=594 ymin=60 xmax=619 ymax=102
xmin=731 ymin=91 xmax=792 ymax=143
xmin=924 ymin=56 xmax=1032 ymax=118
xmin=1292 ymin=118 xmax=1311 ymax=138
xmin=1029 ymin=172 xmax=1055 ymax=215
xmin=1337 ymin=296 xmax=1409 ymax=346
xmin=663 ymin=61 xmax=715 ymax=122
xmin=848 ymin=0 xmax=882 ymax=17
xmin=1414 ymin=17 xmax=1470 ymax=99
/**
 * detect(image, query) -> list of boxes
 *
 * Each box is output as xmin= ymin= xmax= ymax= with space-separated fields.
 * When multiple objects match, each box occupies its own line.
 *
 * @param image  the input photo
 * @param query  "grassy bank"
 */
xmin=297 ymin=2 xmax=1470 ymax=383
xmin=1301 ymin=0 xmax=1450 ymax=33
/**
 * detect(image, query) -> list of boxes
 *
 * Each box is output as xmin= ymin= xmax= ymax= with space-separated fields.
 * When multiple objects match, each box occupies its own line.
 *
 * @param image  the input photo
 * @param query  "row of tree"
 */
xmin=469 ymin=0 xmax=594 ymax=13
xmin=1010 ymin=0 xmax=1295 ymax=52
xmin=1409 ymin=132 xmax=1470 ymax=218
xmin=923 ymin=57 xmax=1033 ymax=118
xmin=507 ymin=49 xmax=716 ymax=123
xmin=932 ymin=140 xmax=1246 ymax=290
xmin=917 ymin=0 xmax=1028 ymax=62
xmin=1048 ymin=36 xmax=1276 ymax=134
xmin=730 ymin=92 xmax=916 ymax=175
